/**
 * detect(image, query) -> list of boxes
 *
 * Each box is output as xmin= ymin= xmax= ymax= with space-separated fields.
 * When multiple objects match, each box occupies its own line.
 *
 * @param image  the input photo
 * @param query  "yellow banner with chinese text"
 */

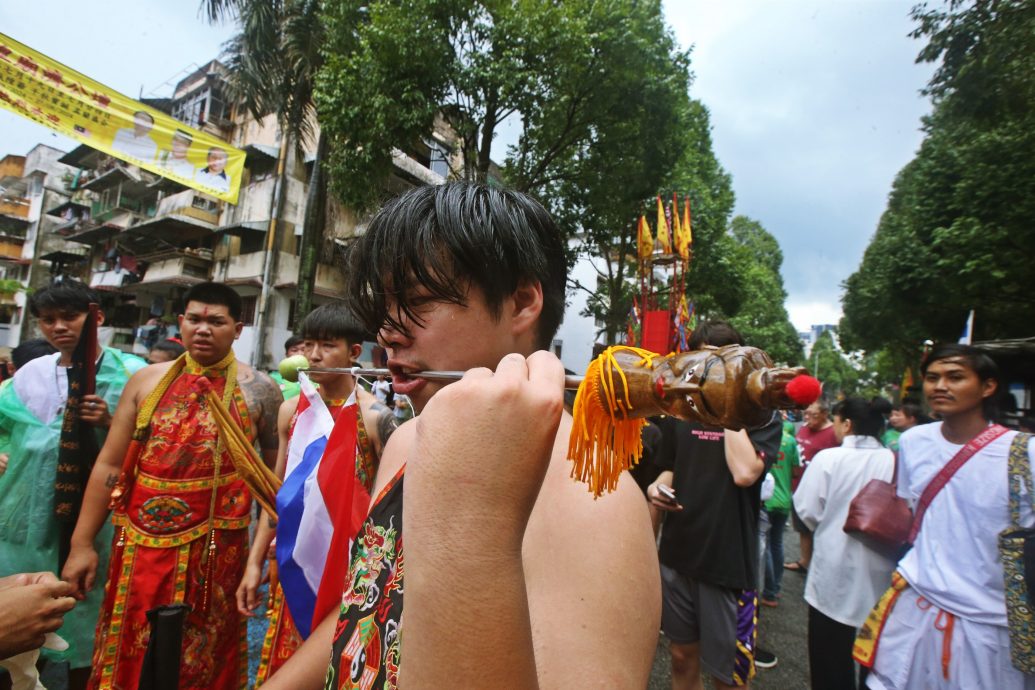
xmin=0 ymin=33 xmax=243 ymax=204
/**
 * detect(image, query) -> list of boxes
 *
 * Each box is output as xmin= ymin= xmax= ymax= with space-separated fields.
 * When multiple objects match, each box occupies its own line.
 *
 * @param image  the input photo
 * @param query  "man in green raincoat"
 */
xmin=0 ymin=280 xmax=145 ymax=689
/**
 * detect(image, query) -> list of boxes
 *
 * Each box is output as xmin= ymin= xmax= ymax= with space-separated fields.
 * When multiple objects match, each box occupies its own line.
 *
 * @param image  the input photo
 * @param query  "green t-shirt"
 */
xmin=269 ymin=371 xmax=301 ymax=400
xmin=765 ymin=428 xmax=800 ymax=513
xmin=883 ymin=428 xmax=901 ymax=453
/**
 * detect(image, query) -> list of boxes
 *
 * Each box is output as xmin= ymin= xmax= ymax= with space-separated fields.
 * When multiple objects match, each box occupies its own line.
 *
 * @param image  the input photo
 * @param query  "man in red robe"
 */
xmin=63 ymin=282 xmax=282 ymax=689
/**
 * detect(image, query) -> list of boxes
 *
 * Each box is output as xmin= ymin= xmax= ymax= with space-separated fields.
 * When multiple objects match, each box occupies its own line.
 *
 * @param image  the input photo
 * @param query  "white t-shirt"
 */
xmin=110 ymin=129 xmax=158 ymax=164
xmin=159 ymin=154 xmax=196 ymax=181
xmin=196 ymin=168 xmax=231 ymax=194
xmin=897 ymin=421 xmax=1034 ymax=626
xmin=371 ymin=380 xmax=391 ymax=405
xmin=12 ymin=352 xmax=67 ymax=424
xmin=794 ymin=435 xmax=898 ymax=626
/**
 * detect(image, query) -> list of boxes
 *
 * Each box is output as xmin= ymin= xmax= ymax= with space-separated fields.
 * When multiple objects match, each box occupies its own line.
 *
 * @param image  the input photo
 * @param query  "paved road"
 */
xmin=649 ymin=524 xmax=810 ymax=689
xmin=41 ymin=528 xmax=812 ymax=689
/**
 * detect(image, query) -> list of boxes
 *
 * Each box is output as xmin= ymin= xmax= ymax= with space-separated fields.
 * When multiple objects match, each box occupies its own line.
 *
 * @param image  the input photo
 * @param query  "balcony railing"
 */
xmin=0 ymin=197 xmax=30 ymax=220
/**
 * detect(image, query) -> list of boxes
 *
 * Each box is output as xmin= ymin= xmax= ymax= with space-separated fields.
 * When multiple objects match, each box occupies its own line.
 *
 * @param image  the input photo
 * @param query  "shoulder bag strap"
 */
xmin=1007 ymin=433 xmax=1035 ymax=528
xmin=908 ymin=424 xmax=1010 ymax=543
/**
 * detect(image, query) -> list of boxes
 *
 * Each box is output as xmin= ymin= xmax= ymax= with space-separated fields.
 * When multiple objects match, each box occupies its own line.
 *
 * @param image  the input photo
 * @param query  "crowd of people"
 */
xmin=0 ymin=181 xmax=1032 ymax=690
xmin=643 ymin=342 xmax=1035 ymax=690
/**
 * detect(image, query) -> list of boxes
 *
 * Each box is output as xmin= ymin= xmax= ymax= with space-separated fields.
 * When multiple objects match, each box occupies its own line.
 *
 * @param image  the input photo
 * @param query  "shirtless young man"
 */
xmin=239 ymin=303 xmax=398 ymax=682
xmin=62 ymin=282 xmax=283 ymax=689
xmin=261 ymin=182 xmax=660 ymax=689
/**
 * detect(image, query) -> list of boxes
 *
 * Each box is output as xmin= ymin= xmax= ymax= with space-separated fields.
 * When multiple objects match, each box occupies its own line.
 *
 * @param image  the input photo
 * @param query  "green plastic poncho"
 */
xmin=0 ymin=347 xmax=146 ymax=668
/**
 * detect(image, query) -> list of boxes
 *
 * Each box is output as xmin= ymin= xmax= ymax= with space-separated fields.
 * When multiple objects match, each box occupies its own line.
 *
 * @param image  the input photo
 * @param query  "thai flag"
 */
xmin=275 ymin=373 xmax=367 ymax=638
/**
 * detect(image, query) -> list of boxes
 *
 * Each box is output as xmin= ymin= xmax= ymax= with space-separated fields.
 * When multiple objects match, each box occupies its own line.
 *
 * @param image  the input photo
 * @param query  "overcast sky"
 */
xmin=2 ymin=1 xmax=936 ymax=332
xmin=665 ymin=0 xmax=935 ymax=330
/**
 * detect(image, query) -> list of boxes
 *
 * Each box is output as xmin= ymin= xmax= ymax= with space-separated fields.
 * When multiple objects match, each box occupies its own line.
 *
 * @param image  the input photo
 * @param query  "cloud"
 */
xmin=665 ymin=0 xmax=935 ymax=312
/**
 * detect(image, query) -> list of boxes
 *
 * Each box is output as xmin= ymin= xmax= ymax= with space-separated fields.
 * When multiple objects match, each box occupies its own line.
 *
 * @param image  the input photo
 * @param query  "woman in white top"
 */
xmin=794 ymin=397 xmax=897 ymax=690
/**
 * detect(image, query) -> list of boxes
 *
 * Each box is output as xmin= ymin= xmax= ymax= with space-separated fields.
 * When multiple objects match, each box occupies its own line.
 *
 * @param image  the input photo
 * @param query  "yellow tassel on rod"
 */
xmin=205 ymin=390 xmax=282 ymax=517
xmin=568 ymin=346 xmax=656 ymax=498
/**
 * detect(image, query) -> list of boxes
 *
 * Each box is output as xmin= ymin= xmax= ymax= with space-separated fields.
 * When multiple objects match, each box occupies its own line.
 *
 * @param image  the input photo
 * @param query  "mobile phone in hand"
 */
xmin=658 ymin=484 xmax=677 ymax=501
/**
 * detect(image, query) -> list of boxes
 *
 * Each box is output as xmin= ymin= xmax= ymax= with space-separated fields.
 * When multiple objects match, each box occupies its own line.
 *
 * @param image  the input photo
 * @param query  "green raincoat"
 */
xmin=0 ymin=347 xmax=146 ymax=668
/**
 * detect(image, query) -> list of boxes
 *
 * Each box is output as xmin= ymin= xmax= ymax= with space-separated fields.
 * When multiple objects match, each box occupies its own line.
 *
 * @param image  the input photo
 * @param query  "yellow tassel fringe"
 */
xmin=569 ymin=345 xmax=657 ymax=497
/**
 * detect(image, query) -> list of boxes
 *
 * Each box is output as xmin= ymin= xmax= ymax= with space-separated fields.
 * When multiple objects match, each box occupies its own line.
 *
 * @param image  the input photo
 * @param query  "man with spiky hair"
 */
xmin=239 ymin=303 xmax=397 ymax=683
xmin=261 ymin=182 xmax=660 ymax=689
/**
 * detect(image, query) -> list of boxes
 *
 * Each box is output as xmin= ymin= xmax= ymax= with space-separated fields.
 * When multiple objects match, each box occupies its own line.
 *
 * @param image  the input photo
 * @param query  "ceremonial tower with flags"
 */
xmin=629 ymin=194 xmax=696 ymax=354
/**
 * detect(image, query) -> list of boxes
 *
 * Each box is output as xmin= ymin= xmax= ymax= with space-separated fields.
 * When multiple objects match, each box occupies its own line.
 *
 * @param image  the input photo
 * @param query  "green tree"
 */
xmin=841 ymin=0 xmax=1035 ymax=353
xmin=316 ymin=0 xmax=693 ymax=210
xmin=318 ymin=0 xmax=701 ymax=347
xmin=810 ymin=330 xmax=858 ymax=398
xmin=576 ymin=99 xmax=738 ymax=344
xmin=726 ymin=216 xmax=803 ymax=365
xmin=205 ymin=0 xmax=329 ymax=329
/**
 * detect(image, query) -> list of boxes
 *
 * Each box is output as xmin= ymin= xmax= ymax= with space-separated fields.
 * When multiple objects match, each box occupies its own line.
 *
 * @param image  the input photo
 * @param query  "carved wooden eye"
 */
xmin=682 ymin=366 xmax=698 ymax=384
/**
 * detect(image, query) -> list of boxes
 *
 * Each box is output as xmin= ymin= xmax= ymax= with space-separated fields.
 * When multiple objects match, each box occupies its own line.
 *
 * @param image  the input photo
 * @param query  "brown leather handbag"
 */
xmin=843 ymin=454 xmax=912 ymax=554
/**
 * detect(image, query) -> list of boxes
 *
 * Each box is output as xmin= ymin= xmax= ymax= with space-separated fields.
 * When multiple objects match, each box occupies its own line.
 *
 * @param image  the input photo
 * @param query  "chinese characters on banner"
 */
xmin=0 ymin=32 xmax=244 ymax=205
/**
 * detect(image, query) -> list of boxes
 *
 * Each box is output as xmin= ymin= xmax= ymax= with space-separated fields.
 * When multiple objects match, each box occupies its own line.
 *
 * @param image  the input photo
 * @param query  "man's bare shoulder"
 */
xmin=128 ymin=360 xmax=176 ymax=393
xmin=236 ymin=361 xmax=280 ymax=393
xmin=367 ymin=415 xmax=414 ymax=499
xmin=532 ymin=413 xmax=654 ymax=535
xmin=522 ymin=412 xmax=660 ymax=686
xmin=277 ymin=395 xmax=300 ymax=432
xmin=236 ymin=361 xmax=283 ymax=410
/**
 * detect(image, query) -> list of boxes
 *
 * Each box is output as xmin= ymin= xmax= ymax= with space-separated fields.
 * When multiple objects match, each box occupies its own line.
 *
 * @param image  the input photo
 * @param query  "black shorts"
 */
xmin=660 ymin=564 xmax=758 ymax=686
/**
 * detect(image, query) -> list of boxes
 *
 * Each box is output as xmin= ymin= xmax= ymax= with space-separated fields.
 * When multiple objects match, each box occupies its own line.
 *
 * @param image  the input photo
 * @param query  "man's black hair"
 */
xmin=133 ymin=110 xmax=155 ymax=125
xmin=284 ymin=334 xmax=304 ymax=355
xmin=151 ymin=339 xmax=186 ymax=359
xmin=892 ymin=399 xmax=929 ymax=424
xmin=832 ymin=397 xmax=885 ymax=439
xmin=182 ymin=282 xmax=243 ymax=321
xmin=870 ymin=396 xmax=893 ymax=417
xmin=301 ymin=303 xmax=370 ymax=344
xmin=28 ymin=280 xmax=100 ymax=317
xmin=11 ymin=337 xmax=57 ymax=369
xmin=921 ymin=342 xmax=1000 ymax=420
xmin=342 ymin=182 xmax=567 ymax=350
xmin=688 ymin=320 xmax=744 ymax=350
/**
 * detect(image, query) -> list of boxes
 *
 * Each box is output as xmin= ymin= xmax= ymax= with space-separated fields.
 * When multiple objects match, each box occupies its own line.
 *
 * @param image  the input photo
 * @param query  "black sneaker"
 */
xmin=755 ymin=647 xmax=778 ymax=669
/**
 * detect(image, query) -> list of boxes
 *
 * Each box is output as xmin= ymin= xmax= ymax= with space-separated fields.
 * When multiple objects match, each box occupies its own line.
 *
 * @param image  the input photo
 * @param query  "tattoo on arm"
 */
xmin=240 ymin=370 xmax=284 ymax=453
xmin=374 ymin=404 xmax=400 ymax=450
xmin=105 ymin=474 xmax=118 ymax=488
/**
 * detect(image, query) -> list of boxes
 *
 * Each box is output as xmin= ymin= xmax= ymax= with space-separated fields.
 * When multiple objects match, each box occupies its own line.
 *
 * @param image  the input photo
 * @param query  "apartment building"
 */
xmin=14 ymin=59 xmax=460 ymax=367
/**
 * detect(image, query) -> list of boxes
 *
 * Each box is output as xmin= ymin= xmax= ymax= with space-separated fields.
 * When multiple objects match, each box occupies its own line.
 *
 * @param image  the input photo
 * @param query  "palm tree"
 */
xmin=203 ymin=0 xmax=327 ymax=334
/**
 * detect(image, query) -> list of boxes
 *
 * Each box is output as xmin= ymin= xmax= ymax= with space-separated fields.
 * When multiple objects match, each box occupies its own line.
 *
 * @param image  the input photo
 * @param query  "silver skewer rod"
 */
xmin=302 ymin=366 xmax=585 ymax=390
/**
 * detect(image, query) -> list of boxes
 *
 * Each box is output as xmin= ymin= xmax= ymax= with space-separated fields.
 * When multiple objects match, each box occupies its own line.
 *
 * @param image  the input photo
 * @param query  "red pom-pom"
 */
xmin=785 ymin=374 xmax=821 ymax=406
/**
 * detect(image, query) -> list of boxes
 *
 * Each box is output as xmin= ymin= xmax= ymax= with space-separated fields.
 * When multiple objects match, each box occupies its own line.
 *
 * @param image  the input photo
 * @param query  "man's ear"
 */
xmin=982 ymin=377 xmax=998 ymax=400
xmin=509 ymin=281 xmax=544 ymax=337
xmin=349 ymin=342 xmax=363 ymax=363
xmin=95 ymin=310 xmax=106 ymax=327
xmin=234 ymin=321 xmax=244 ymax=339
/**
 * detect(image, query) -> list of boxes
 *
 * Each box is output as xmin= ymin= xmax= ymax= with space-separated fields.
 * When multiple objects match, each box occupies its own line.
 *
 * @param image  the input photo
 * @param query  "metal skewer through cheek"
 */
xmin=304 ymin=366 xmax=585 ymax=390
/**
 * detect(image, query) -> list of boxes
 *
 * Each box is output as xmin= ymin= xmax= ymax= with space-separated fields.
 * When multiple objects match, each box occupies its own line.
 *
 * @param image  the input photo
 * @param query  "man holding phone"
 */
xmin=648 ymin=321 xmax=781 ymax=690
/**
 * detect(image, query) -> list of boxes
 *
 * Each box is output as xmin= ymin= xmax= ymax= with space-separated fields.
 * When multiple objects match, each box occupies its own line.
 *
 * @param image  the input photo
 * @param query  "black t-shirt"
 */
xmin=657 ymin=414 xmax=781 ymax=590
